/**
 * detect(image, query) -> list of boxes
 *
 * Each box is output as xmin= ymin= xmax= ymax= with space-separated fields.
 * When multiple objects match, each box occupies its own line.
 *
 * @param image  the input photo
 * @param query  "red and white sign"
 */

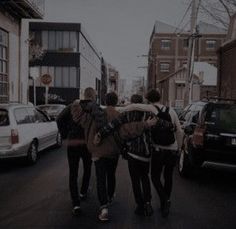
xmin=40 ymin=74 xmax=52 ymax=85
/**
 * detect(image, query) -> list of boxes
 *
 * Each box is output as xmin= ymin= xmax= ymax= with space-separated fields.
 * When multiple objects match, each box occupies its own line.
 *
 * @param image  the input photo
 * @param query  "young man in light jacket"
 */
xmin=146 ymin=89 xmax=183 ymax=218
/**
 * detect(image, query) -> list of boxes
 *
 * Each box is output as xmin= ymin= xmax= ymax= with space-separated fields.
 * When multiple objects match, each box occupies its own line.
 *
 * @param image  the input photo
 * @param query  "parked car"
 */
xmin=0 ymin=103 xmax=62 ymax=164
xmin=37 ymin=104 xmax=66 ymax=121
xmin=178 ymin=99 xmax=236 ymax=177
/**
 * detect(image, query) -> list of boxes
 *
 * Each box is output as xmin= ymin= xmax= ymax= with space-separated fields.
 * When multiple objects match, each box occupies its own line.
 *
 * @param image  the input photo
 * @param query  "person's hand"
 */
xmin=93 ymin=133 xmax=102 ymax=145
xmin=146 ymin=116 xmax=157 ymax=128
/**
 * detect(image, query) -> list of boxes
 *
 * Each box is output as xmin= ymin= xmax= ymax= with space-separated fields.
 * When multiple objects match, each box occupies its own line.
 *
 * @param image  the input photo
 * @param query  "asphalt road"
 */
xmin=0 ymin=145 xmax=236 ymax=229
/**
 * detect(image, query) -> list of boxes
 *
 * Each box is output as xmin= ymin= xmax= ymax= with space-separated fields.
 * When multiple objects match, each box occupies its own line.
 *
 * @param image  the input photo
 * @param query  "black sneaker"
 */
xmin=144 ymin=202 xmax=153 ymax=216
xmin=72 ymin=206 xmax=81 ymax=216
xmin=134 ymin=205 xmax=145 ymax=216
xmin=80 ymin=193 xmax=87 ymax=201
xmin=161 ymin=200 xmax=171 ymax=218
xmin=108 ymin=195 xmax=116 ymax=205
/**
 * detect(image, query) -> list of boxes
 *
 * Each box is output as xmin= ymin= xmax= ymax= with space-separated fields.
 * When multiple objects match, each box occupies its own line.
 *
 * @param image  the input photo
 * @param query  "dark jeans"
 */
xmin=151 ymin=149 xmax=177 ymax=205
xmin=127 ymin=155 xmax=151 ymax=207
xmin=94 ymin=157 xmax=119 ymax=207
xmin=67 ymin=144 xmax=92 ymax=207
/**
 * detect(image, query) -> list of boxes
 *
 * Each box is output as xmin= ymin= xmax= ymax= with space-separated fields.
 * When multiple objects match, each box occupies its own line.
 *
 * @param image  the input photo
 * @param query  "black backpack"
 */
xmin=151 ymin=106 xmax=176 ymax=146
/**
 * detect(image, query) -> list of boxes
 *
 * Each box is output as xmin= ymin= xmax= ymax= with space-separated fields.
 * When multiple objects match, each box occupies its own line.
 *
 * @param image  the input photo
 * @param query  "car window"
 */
xmin=218 ymin=105 xmax=236 ymax=131
xmin=0 ymin=109 xmax=9 ymax=126
xmin=35 ymin=110 xmax=49 ymax=123
xmin=14 ymin=108 xmax=32 ymax=124
xmin=26 ymin=108 xmax=38 ymax=123
xmin=206 ymin=104 xmax=236 ymax=131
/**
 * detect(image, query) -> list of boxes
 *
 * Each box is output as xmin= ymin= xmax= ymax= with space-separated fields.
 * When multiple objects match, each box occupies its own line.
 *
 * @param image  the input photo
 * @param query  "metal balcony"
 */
xmin=0 ymin=0 xmax=45 ymax=19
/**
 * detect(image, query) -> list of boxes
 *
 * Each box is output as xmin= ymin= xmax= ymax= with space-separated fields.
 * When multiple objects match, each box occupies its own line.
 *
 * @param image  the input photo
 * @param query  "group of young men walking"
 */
xmin=57 ymin=87 xmax=182 ymax=222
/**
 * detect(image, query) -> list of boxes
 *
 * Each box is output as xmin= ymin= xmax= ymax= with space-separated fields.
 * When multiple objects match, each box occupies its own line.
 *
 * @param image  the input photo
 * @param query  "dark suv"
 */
xmin=178 ymin=99 xmax=236 ymax=177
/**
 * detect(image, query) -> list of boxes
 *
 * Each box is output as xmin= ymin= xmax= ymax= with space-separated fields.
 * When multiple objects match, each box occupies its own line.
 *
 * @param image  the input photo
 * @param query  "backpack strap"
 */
xmin=154 ymin=105 xmax=161 ymax=114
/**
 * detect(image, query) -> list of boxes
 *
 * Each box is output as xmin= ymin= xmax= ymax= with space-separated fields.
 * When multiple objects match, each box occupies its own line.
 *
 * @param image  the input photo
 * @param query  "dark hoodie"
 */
xmin=71 ymin=100 xmax=149 ymax=159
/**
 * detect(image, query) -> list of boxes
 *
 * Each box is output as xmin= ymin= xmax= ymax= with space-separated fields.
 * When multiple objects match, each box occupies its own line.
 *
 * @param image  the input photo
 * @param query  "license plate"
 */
xmin=232 ymin=138 xmax=236 ymax=145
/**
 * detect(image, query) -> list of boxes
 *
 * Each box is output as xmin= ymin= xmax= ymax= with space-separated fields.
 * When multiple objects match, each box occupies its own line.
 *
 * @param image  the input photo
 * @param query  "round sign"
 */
xmin=40 ymin=74 xmax=52 ymax=85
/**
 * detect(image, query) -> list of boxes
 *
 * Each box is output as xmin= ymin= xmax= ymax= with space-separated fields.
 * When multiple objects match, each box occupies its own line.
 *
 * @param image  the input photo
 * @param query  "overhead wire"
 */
xmin=174 ymin=0 xmax=193 ymax=34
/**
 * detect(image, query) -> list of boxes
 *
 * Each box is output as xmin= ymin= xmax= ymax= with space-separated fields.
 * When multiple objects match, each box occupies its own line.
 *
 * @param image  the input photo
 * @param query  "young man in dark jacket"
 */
xmin=57 ymin=101 xmax=95 ymax=216
xmin=121 ymin=94 xmax=154 ymax=216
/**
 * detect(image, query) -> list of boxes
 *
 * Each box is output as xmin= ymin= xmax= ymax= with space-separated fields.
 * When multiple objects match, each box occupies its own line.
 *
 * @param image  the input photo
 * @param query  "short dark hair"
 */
xmin=84 ymin=87 xmax=96 ymax=100
xmin=131 ymin=94 xmax=143 ymax=104
xmin=146 ymin=89 xmax=161 ymax=103
xmin=106 ymin=92 xmax=118 ymax=106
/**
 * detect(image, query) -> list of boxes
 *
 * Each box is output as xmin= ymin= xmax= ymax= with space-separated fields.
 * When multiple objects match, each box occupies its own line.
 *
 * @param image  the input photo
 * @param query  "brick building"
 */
xmin=217 ymin=13 xmax=236 ymax=100
xmin=148 ymin=20 xmax=226 ymax=89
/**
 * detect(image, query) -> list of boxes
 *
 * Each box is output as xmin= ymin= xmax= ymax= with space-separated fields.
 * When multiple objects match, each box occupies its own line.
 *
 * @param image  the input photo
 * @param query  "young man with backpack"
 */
xmin=146 ymin=89 xmax=182 ymax=218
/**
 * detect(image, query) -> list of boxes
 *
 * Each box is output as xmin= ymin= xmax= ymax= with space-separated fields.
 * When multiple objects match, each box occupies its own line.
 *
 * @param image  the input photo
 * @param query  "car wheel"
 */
xmin=27 ymin=141 xmax=38 ymax=165
xmin=55 ymin=132 xmax=62 ymax=148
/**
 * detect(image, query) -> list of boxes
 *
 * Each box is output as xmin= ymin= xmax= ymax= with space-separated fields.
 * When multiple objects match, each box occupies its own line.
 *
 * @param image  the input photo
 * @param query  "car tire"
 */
xmin=55 ymin=132 xmax=62 ymax=148
xmin=27 ymin=141 xmax=38 ymax=165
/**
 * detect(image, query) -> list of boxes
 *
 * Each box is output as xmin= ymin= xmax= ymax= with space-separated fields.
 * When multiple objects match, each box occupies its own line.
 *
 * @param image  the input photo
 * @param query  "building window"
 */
xmin=0 ymin=29 xmax=8 ymax=103
xmin=161 ymin=39 xmax=171 ymax=50
xmin=206 ymin=40 xmax=216 ymax=50
xmin=41 ymin=31 xmax=78 ymax=52
xmin=183 ymin=38 xmax=189 ymax=48
xmin=48 ymin=31 xmax=56 ymax=50
xmin=160 ymin=63 xmax=170 ymax=72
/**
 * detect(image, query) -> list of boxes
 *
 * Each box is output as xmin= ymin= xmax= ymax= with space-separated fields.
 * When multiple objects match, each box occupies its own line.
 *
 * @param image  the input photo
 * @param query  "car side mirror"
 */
xmin=184 ymin=125 xmax=194 ymax=135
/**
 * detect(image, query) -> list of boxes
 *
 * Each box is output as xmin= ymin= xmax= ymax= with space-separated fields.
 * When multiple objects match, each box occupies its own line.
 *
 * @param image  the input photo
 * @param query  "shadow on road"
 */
xmin=0 ymin=146 xmax=58 ymax=174
xmin=183 ymin=165 xmax=236 ymax=189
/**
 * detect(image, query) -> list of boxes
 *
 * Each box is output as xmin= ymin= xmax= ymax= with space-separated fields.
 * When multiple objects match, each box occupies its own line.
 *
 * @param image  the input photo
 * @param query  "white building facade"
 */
xmin=0 ymin=0 xmax=44 ymax=104
xmin=29 ymin=22 xmax=101 ymax=104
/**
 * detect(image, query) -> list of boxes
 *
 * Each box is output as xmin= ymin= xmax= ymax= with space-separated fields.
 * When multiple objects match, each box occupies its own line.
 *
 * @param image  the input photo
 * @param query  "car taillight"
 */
xmin=192 ymin=126 xmax=206 ymax=147
xmin=11 ymin=129 xmax=19 ymax=144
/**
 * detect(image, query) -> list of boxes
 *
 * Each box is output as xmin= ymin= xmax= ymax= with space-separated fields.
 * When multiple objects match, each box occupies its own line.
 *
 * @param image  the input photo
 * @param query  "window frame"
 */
xmin=160 ymin=39 xmax=171 ymax=50
xmin=0 ymin=28 xmax=9 ymax=103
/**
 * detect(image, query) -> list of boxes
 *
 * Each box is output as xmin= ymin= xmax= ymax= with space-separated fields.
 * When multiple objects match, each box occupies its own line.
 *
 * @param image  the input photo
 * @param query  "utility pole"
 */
xmin=184 ymin=0 xmax=201 ymax=106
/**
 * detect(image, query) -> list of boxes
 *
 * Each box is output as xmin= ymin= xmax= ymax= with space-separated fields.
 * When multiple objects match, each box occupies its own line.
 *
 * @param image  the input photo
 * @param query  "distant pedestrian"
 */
xmin=146 ymin=89 xmax=183 ymax=217
xmin=57 ymin=102 xmax=92 ymax=216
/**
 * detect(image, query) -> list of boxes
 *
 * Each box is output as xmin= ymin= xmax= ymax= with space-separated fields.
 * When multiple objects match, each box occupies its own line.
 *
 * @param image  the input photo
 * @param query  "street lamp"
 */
xmin=29 ymin=67 xmax=39 ymax=106
xmin=137 ymin=54 xmax=158 ymax=90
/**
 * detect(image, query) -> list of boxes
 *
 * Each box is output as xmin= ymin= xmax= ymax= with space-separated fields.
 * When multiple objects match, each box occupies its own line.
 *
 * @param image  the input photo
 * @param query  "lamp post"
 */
xmin=29 ymin=67 xmax=39 ymax=106
xmin=137 ymin=54 xmax=158 ymax=89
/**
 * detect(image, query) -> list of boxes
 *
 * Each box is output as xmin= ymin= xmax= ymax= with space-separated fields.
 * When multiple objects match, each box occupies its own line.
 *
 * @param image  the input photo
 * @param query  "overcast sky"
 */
xmin=44 ymin=0 xmax=190 ymax=83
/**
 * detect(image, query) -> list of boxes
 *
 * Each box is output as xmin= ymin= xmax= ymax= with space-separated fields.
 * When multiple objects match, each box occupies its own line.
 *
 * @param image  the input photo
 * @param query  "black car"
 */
xmin=178 ymin=99 xmax=236 ymax=177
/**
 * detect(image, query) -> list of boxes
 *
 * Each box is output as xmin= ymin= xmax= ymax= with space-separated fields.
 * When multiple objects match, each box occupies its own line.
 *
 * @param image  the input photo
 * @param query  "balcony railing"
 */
xmin=0 ymin=0 xmax=45 ymax=19
xmin=23 ymin=0 xmax=45 ymax=18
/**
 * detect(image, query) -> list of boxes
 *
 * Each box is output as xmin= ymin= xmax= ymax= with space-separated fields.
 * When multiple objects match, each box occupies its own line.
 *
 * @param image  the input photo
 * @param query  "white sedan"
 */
xmin=0 ymin=103 xmax=62 ymax=164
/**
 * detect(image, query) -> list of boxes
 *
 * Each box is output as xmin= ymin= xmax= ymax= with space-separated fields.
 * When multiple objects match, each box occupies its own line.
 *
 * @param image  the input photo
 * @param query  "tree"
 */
xmin=199 ymin=0 xmax=236 ymax=29
xmin=28 ymin=33 xmax=44 ymax=62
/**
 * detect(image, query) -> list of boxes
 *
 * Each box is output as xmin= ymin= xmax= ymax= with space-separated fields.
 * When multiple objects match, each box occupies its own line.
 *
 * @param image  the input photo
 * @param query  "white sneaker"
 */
xmin=98 ymin=207 xmax=109 ymax=222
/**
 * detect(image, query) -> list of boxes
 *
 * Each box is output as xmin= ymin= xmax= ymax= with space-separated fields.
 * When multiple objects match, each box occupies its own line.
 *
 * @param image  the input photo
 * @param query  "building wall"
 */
xmin=29 ymin=23 xmax=101 ymax=103
xmin=159 ymin=67 xmax=217 ymax=108
xmin=218 ymin=40 xmax=236 ymax=99
xmin=79 ymin=32 xmax=101 ymax=99
xmin=149 ymin=32 xmax=225 ymax=89
xmin=0 ymin=11 xmax=20 ymax=101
